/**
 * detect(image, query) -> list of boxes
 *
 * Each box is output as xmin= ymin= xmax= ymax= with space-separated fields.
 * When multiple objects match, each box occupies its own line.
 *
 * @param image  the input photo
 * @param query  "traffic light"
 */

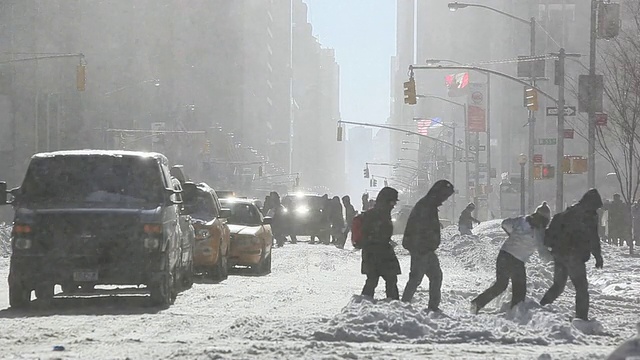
xmin=364 ymin=167 xmax=370 ymax=178
xmin=404 ymin=77 xmax=417 ymax=105
xmin=524 ymin=86 xmax=538 ymax=111
xmin=258 ymin=165 xmax=263 ymax=177
xmin=77 ymin=64 xmax=86 ymax=91
xmin=533 ymin=164 xmax=543 ymax=180
xmin=384 ymin=179 xmax=388 ymax=187
xmin=372 ymin=178 xmax=378 ymax=187
xmin=542 ymin=165 xmax=555 ymax=179
xmin=204 ymin=140 xmax=211 ymax=154
xmin=336 ymin=126 xmax=343 ymax=141
xmin=294 ymin=175 xmax=300 ymax=188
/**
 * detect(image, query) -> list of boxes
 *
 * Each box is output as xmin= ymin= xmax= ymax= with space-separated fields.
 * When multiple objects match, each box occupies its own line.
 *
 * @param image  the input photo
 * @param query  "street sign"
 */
xmin=533 ymin=154 xmax=543 ymax=163
xmin=468 ymin=145 xmax=486 ymax=152
xmin=596 ymin=113 xmax=608 ymax=126
xmin=546 ymin=106 xmax=577 ymax=117
xmin=459 ymin=157 xmax=476 ymax=162
xmin=538 ymin=138 xmax=557 ymax=146
xmin=564 ymin=129 xmax=575 ymax=139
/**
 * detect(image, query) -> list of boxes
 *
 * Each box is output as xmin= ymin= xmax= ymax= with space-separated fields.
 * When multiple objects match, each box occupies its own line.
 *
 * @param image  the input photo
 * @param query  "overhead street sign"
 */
xmin=546 ymin=106 xmax=576 ymax=117
xmin=468 ymin=145 xmax=486 ymax=152
xmin=538 ymin=138 xmax=557 ymax=146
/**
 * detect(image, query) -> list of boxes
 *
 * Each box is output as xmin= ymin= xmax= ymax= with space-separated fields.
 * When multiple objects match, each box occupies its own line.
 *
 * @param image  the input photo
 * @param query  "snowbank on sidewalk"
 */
xmin=313 ymin=220 xmax=634 ymax=351
xmin=0 ymin=223 xmax=10 ymax=257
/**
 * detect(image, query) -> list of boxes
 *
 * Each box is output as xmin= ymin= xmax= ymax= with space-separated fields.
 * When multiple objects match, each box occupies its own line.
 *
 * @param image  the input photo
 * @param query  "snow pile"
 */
xmin=313 ymin=219 xmax=624 ymax=348
xmin=0 ymin=223 xmax=10 ymax=257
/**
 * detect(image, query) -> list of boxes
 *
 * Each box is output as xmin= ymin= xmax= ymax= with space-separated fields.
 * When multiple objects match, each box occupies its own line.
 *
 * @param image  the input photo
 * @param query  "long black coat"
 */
xmin=360 ymin=206 xmax=401 ymax=276
xmin=545 ymin=189 xmax=603 ymax=262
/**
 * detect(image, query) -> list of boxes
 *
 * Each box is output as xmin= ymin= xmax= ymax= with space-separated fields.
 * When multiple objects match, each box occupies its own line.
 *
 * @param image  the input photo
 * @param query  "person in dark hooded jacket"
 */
xmin=540 ymin=188 xmax=604 ymax=321
xmin=458 ymin=203 xmax=480 ymax=235
xmin=360 ymin=187 xmax=401 ymax=300
xmin=339 ymin=195 xmax=357 ymax=249
xmin=401 ymin=180 xmax=455 ymax=309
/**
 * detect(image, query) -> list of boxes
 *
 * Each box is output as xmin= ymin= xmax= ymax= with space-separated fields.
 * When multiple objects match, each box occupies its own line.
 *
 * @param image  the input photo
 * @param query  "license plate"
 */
xmin=73 ymin=271 xmax=98 ymax=282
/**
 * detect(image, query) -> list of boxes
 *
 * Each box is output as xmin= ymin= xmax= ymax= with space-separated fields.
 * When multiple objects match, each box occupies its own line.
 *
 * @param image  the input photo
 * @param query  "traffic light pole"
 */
xmin=557 ymin=49 xmax=566 ymax=212
xmin=528 ymin=17 xmax=536 ymax=214
xmin=587 ymin=0 xmax=598 ymax=189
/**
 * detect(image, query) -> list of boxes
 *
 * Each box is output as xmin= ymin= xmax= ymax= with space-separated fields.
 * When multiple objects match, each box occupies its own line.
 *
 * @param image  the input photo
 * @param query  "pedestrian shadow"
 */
xmin=0 ymin=292 xmax=165 ymax=318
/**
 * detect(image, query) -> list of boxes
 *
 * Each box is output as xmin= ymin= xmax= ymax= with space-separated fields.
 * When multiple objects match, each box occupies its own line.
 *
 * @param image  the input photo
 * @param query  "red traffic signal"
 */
xmin=542 ymin=165 xmax=555 ymax=179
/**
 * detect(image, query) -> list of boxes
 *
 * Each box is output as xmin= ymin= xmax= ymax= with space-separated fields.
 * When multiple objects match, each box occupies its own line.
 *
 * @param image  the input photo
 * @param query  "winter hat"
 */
xmin=534 ymin=201 xmax=551 ymax=221
xmin=377 ymin=187 xmax=400 ymax=203
xmin=467 ymin=202 xmax=476 ymax=210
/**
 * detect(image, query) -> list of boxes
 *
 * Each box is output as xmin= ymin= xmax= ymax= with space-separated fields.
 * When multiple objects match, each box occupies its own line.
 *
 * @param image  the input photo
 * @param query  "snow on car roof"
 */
xmin=32 ymin=149 xmax=168 ymax=161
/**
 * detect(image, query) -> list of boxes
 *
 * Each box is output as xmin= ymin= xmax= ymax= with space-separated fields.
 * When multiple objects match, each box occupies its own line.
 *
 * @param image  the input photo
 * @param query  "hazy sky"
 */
xmin=304 ymin=0 xmax=396 ymax=125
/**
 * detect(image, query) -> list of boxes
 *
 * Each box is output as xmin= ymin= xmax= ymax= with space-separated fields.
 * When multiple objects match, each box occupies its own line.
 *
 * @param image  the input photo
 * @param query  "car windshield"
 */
xmin=19 ymin=155 xmax=165 ymax=206
xmin=223 ymin=201 xmax=261 ymax=226
xmin=184 ymin=190 xmax=216 ymax=221
xmin=282 ymin=195 xmax=323 ymax=211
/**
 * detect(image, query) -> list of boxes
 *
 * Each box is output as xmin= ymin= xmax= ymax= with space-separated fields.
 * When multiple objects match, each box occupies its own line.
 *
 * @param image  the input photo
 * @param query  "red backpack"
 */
xmin=351 ymin=212 xmax=367 ymax=249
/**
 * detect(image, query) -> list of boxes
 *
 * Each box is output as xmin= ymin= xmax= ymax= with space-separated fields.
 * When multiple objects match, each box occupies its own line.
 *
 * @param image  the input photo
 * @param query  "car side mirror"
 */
xmin=219 ymin=208 xmax=231 ymax=218
xmin=262 ymin=216 xmax=272 ymax=225
xmin=0 ymin=182 xmax=6 ymax=205
xmin=166 ymin=188 xmax=182 ymax=205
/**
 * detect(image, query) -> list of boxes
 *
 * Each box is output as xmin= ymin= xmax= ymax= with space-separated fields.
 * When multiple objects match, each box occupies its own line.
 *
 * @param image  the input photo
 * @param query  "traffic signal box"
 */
xmin=404 ymin=77 xmax=417 ymax=105
xmin=533 ymin=164 xmax=555 ymax=179
xmin=524 ymin=86 xmax=539 ymax=111
xmin=364 ymin=167 xmax=370 ymax=178
xmin=563 ymin=156 xmax=588 ymax=174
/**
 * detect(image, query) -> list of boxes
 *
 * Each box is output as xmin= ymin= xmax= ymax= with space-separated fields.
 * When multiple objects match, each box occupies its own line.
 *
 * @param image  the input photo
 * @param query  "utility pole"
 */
xmin=587 ymin=0 xmax=598 ymax=189
xmin=527 ymin=17 xmax=536 ymax=214
xmin=464 ymin=104 xmax=470 ymax=204
xmin=485 ymin=74 xmax=492 ymax=215
xmin=553 ymin=48 xmax=581 ymax=211
xmin=556 ymin=48 xmax=566 ymax=212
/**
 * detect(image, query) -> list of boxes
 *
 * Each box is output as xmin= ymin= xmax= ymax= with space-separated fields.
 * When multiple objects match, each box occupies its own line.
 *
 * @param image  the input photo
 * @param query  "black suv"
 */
xmin=0 ymin=150 xmax=192 ymax=308
xmin=281 ymin=194 xmax=330 ymax=241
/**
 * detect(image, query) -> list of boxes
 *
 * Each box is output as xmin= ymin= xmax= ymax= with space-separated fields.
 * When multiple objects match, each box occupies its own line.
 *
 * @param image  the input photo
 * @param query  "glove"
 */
xmin=595 ymin=256 xmax=603 ymax=269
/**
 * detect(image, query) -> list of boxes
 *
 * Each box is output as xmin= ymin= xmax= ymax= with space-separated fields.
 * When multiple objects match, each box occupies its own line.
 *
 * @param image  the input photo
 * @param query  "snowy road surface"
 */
xmin=0 ymin=221 xmax=638 ymax=359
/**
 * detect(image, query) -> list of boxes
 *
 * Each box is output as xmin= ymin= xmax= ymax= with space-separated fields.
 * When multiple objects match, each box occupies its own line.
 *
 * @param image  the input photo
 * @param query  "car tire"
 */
xmin=182 ymin=260 xmax=194 ymax=289
xmin=9 ymin=282 xmax=31 ymax=309
xmin=149 ymin=256 xmax=175 ymax=307
xmin=35 ymin=283 xmax=54 ymax=303
xmin=262 ymin=252 xmax=272 ymax=275
xmin=210 ymin=244 xmax=228 ymax=281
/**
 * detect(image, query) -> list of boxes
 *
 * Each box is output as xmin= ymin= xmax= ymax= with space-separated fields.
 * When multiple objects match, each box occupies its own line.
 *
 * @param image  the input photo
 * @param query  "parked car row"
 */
xmin=0 ymin=150 xmax=273 ymax=309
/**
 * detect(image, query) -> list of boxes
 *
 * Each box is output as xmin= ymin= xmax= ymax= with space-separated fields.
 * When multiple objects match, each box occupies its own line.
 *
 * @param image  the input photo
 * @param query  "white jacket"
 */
xmin=500 ymin=216 xmax=551 ymax=262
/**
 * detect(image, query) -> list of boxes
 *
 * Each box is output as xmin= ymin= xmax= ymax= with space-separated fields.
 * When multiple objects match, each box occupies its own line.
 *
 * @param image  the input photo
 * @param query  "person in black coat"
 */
xmin=401 ymin=180 xmax=455 ymax=309
xmin=360 ymin=187 xmax=401 ymax=300
xmin=540 ymin=188 xmax=604 ymax=321
xmin=458 ymin=203 xmax=480 ymax=235
xmin=340 ymin=195 xmax=357 ymax=249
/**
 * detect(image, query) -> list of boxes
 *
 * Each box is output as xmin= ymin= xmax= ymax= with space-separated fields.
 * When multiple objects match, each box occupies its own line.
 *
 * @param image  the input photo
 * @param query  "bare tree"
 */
xmin=596 ymin=1 xmax=640 ymax=205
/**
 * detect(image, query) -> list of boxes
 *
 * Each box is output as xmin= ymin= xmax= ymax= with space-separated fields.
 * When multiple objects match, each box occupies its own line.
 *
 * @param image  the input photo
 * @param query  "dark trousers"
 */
xmin=401 ymin=251 xmax=442 ymax=309
xmin=472 ymin=250 xmax=526 ymax=311
xmin=362 ymin=274 xmax=399 ymax=300
xmin=540 ymin=254 xmax=589 ymax=320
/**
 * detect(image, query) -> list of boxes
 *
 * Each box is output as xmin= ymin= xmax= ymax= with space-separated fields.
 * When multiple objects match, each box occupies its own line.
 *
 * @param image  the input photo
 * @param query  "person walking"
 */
xmin=401 ymin=180 xmax=455 ymax=310
xmin=339 ymin=195 xmax=357 ymax=249
xmin=540 ymin=189 xmax=604 ymax=321
xmin=329 ymin=196 xmax=345 ymax=245
xmin=471 ymin=202 xmax=552 ymax=314
xmin=458 ymin=203 xmax=480 ymax=236
xmin=359 ymin=187 xmax=402 ymax=300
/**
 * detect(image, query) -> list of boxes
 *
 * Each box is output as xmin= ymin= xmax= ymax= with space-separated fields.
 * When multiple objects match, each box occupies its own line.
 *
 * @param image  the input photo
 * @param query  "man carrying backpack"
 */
xmin=470 ymin=202 xmax=551 ymax=314
xmin=401 ymin=180 xmax=455 ymax=309
xmin=540 ymin=188 xmax=604 ymax=321
xmin=357 ymin=187 xmax=402 ymax=300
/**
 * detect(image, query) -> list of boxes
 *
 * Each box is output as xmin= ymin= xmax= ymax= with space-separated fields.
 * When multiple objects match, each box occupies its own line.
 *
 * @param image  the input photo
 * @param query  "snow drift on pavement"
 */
xmin=313 ymin=220 xmax=638 ymax=351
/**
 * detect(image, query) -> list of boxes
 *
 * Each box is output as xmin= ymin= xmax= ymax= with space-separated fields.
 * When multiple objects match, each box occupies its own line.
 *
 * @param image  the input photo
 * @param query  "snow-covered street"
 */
xmin=0 ymin=221 xmax=637 ymax=359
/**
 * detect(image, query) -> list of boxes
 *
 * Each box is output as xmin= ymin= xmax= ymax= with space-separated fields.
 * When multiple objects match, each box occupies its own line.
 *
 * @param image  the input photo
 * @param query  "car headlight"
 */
xmin=196 ymin=229 xmax=211 ymax=239
xmin=14 ymin=238 xmax=32 ymax=250
xmin=282 ymin=208 xmax=288 ymax=214
xmin=144 ymin=237 xmax=160 ymax=250
xmin=295 ymin=206 xmax=309 ymax=215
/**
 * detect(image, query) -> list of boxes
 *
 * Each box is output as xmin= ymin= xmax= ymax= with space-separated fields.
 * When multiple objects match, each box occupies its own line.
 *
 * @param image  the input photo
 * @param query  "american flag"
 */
xmin=415 ymin=118 xmax=443 ymax=136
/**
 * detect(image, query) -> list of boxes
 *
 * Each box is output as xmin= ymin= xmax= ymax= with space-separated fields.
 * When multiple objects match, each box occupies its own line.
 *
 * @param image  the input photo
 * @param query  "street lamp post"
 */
xmin=448 ymin=2 xmax=536 ymax=213
xmin=518 ymin=154 xmax=528 ymax=215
